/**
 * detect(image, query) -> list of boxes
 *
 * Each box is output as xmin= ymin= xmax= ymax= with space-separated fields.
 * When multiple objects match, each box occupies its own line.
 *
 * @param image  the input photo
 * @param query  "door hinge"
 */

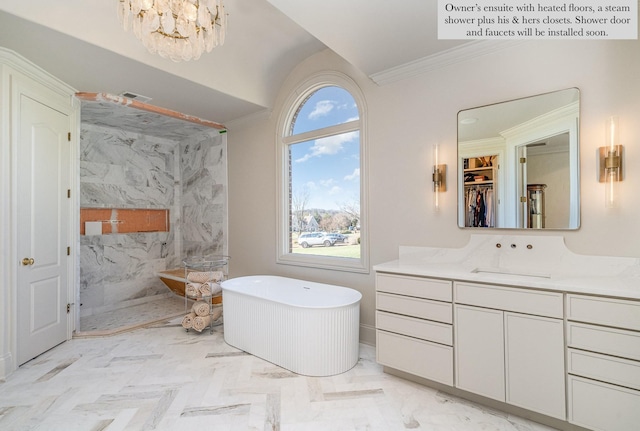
xmin=520 ymin=196 xmax=527 ymax=203
xmin=520 ymin=157 xmax=527 ymax=164
xmin=67 ymin=189 xmax=71 ymax=198
xmin=67 ymin=246 xmax=71 ymax=256
xmin=67 ymin=303 xmax=71 ymax=314
xmin=68 ymin=132 xmax=71 ymax=141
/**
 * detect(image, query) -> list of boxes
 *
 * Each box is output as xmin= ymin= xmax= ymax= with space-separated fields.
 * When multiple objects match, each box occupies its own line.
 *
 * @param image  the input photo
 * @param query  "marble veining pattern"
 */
xmin=80 ymin=232 xmax=173 ymax=316
xmin=80 ymin=99 xmax=220 ymax=141
xmin=0 ymin=321 xmax=558 ymax=430
xmin=181 ymin=133 xmax=227 ymax=257
xmin=80 ymin=125 xmax=176 ymax=209
xmin=79 ymin=116 xmax=227 ymax=328
xmin=79 ymin=295 xmax=186 ymax=333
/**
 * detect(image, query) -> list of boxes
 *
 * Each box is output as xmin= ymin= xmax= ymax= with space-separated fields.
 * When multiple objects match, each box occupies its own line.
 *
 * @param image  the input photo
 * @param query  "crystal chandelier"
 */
xmin=117 ymin=0 xmax=227 ymax=62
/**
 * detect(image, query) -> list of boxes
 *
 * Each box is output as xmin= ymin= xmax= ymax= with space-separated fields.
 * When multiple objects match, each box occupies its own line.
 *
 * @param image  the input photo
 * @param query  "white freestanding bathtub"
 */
xmin=221 ymin=275 xmax=362 ymax=376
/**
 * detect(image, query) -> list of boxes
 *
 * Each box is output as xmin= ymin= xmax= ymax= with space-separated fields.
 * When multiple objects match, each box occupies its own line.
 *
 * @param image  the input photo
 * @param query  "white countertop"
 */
xmin=373 ymin=234 xmax=640 ymax=300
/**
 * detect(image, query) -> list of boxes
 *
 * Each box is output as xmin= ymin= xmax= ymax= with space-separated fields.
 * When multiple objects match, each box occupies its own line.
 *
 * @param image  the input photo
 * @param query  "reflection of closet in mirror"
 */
xmin=516 ymin=133 xmax=570 ymax=229
xmin=463 ymin=155 xmax=498 ymax=227
xmin=457 ymin=88 xmax=580 ymax=229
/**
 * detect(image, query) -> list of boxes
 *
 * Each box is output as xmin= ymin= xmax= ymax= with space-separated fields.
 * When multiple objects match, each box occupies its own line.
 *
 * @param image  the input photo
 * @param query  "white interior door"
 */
xmin=16 ymin=94 xmax=71 ymax=365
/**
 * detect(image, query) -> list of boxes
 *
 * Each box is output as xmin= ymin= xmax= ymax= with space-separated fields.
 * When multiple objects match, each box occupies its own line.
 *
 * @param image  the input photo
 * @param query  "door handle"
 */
xmin=22 ymin=257 xmax=35 ymax=266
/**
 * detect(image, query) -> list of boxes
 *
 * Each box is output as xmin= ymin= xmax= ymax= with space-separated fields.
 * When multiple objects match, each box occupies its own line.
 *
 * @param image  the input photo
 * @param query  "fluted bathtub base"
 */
xmin=221 ymin=276 xmax=361 ymax=377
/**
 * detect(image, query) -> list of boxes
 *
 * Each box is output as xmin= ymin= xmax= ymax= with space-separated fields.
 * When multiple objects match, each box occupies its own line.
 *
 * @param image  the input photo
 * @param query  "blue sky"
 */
xmin=290 ymin=86 xmax=360 ymax=211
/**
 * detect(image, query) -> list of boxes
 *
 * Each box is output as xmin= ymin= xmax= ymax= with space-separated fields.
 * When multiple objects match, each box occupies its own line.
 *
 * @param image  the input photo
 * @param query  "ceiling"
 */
xmin=0 ymin=0 xmax=470 ymax=125
xmin=79 ymin=93 xmax=224 ymax=140
xmin=457 ymin=88 xmax=580 ymax=142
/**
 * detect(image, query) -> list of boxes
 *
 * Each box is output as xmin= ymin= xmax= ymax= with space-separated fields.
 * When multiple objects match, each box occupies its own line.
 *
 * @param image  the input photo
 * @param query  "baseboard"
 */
xmin=0 ymin=352 xmax=14 ymax=382
xmin=359 ymin=323 xmax=375 ymax=346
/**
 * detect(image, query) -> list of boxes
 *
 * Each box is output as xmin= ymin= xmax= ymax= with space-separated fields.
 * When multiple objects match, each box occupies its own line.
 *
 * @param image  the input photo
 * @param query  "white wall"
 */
xmin=227 ymin=40 xmax=640 ymax=344
xmin=527 ymin=149 xmax=570 ymax=229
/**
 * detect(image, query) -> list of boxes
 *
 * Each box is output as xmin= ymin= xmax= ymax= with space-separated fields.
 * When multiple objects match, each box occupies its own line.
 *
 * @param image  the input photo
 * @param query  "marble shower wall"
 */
xmin=79 ymin=121 xmax=228 ymax=317
xmin=79 ymin=123 xmax=179 ymax=315
xmin=180 ymin=132 xmax=228 ymax=258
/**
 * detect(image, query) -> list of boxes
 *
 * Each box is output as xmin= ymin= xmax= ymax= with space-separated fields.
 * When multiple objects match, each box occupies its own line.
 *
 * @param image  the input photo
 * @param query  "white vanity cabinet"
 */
xmin=566 ymin=294 xmax=640 ymax=431
xmin=454 ymin=282 xmax=566 ymax=419
xmin=375 ymin=273 xmax=454 ymax=385
xmin=374 ymin=237 xmax=640 ymax=431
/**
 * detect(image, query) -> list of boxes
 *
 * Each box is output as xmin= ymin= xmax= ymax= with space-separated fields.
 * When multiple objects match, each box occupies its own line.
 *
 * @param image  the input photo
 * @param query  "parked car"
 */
xmin=326 ymin=233 xmax=347 ymax=243
xmin=297 ymin=232 xmax=336 ymax=248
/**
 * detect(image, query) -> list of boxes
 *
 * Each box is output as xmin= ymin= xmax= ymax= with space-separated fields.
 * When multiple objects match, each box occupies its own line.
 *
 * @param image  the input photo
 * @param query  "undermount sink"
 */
xmin=471 ymin=267 xmax=551 ymax=279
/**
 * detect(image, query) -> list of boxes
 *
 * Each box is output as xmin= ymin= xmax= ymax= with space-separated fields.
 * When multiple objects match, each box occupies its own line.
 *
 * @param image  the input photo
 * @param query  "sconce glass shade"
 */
xmin=600 ymin=116 xmax=623 ymax=208
xmin=605 ymin=157 xmax=620 ymax=208
xmin=607 ymin=116 xmax=619 ymax=149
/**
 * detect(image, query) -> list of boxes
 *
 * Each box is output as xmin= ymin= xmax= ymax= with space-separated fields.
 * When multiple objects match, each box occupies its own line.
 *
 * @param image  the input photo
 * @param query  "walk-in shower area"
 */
xmin=77 ymin=95 xmax=228 ymax=335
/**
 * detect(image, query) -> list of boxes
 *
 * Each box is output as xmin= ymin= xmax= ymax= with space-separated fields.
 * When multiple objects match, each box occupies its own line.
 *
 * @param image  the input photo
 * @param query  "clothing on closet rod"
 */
xmin=465 ymin=185 xmax=494 ymax=227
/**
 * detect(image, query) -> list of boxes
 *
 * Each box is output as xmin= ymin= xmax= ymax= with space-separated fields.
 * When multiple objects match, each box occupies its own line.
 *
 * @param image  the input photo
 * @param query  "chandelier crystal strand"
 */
xmin=117 ymin=0 xmax=226 ymax=62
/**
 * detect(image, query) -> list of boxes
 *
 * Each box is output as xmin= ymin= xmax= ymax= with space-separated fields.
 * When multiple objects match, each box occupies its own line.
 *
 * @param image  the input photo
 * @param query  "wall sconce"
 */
xmin=432 ymin=144 xmax=446 ymax=210
xmin=599 ymin=116 xmax=624 ymax=208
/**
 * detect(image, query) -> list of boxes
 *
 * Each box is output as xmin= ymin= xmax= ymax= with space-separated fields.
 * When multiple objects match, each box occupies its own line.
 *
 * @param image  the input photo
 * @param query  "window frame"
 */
xmin=276 ymin=72 xmax=369 ymax=273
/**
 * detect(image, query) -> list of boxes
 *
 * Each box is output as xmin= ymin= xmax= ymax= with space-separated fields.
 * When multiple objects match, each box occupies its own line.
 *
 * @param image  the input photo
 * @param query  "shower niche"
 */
xmin=80 ymin=208 xmax=170 ymax=235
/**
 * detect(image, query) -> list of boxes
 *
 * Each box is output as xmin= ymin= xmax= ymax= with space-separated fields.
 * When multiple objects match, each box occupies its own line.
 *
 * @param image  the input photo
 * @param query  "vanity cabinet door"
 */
xmin=455 ymin=305 xmax=566 ymax=419
xmin=454 ymin=304 xmax=505 ymax=401
xmin=504 ymin=312 xmax=565 ymax=419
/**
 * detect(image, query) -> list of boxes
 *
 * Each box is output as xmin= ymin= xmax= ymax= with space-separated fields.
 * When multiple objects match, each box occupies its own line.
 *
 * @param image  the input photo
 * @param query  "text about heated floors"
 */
xmin=438 ymin=0 xmax=637 ymax=39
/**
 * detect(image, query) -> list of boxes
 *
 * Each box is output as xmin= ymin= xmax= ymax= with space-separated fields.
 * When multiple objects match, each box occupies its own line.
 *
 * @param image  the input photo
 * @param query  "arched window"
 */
xmin=277 ymin=73 xmax=368 ymax=272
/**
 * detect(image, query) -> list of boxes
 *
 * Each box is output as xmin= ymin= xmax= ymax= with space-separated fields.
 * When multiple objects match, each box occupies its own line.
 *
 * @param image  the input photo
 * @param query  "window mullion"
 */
xmin=283 ymin=120 xmax=359 ymax=146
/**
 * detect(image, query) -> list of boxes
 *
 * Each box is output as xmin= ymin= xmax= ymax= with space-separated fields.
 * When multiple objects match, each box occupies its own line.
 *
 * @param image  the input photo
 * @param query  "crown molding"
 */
xmin=369 ymin=40 xmax=527 ymax=85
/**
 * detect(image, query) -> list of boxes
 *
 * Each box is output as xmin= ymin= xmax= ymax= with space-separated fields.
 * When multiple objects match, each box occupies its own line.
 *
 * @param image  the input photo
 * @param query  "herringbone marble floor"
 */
xmin=0 ymin=318 xmax=557 ymax=431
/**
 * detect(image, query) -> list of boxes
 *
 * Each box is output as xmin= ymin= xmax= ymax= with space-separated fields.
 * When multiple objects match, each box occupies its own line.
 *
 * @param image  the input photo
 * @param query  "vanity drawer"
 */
xmin=567 ymin=322 xmax=640 ymax=361
xmin=376 ymin=292 xmax=452 ymax=324
xmin=376 ymin=273 xmax=452 ymax=302
xmin=376 ymin=330 xmax=453 ymax=386
xmin=454 ymin=282 xmax=563 ymax=318
xmin=567 ymin=294 xmax=640 ymax=331
xmin=568 ymin=349 xmax=640 ymax=391
xmin=376 ymin=311 xmax=452 ymax=346
xmin=568 ymin=375 xmax=640 ymax=431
